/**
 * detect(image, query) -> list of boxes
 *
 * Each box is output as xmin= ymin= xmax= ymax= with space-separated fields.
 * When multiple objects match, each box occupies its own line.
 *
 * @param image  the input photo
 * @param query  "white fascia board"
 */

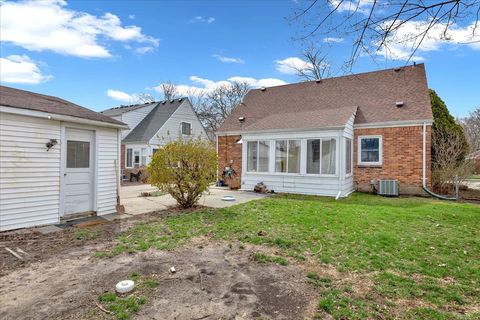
xmin=354 ymin=119 xmax=433 ymax=129
xmin=216 ymin=125 xmax=345 ymax=136
xmin=0 ymin=105 xmax=129 ymax=129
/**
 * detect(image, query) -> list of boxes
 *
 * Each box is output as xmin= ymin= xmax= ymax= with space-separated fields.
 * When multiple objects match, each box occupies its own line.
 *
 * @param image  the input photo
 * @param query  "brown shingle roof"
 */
xmin=0 ymin=85 xmax=126 ymax=126
xmin=218 ymin=64 xmax=432 ymax=133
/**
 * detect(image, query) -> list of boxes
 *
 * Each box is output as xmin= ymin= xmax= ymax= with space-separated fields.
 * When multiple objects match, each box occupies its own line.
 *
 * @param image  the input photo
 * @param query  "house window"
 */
xmin=306 ymin=138 xmax=337 ymax=175
xmin=152 ymin=148 xmax=159 ymax=155
xmin=275 ymin=140 xmax=300 ymax=173
xmin=181 ymin=122 xmax=192 ymax=135
xmin=358 ymin=136 xmax=382 ymax=165
xmin=307 ymin=139 xmax=320 ymax=174
xmin=246 ymin=141 xmax=269 ymax=172
xmin=141 ymin=148 xmax=147 ymax=166
xmin=67 ymin=141 xmax=90 ymax=168
xmin=346 ymin=138 xmax=352 ymax=175
xmin=126 ymin=148 xmax=133 ymax=168
xmin=247 ymin=141 xmax=258 ymax=172
xmin=134 ymin=150 xmax=140 ymax=168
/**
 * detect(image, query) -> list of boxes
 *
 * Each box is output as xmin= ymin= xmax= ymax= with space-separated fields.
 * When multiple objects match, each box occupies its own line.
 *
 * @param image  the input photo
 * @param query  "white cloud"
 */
xmin=154 ymin=76 xmax=287 ymax=96
xmin=275 ymin=57 xmax=313 ymax=75
xmin=376 ymin=20 xmax=480 ymax=61
xmin=330 ymin=0 xmax=375 ymax=14
xmin=106 ymin=89 xmax=134 ymax=102
xmin=0 ymin=0 xmax=159 ymax=58
xmin=0 ymin=55 xmax=53 ymax=84
xmin=323 ymin=37 xmax=344 ymax=43
xmin=212 ymin=54 xmax=245 ymax=64
xmin=128 ymin=14 xmax=135 ymax=20
xmin=189 ymin=16 xmax=215 ymax=24
xmin=135 ymin=46 xmax=155 ymax=54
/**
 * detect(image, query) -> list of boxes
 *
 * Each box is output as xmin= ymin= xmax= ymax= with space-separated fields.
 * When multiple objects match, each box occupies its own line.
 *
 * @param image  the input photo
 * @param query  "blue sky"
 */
xmin=1 ymin=0 xmax=479 ymax=117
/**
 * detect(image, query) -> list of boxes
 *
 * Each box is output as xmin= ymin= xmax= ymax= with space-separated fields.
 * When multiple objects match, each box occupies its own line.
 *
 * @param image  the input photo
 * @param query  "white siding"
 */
xmin=0 ymin=113 xmax=61 ymax=231
xmin=119 ymin=104 xmax=156 ymax=139
xmin=149 ymin=100 xmax=207 ymax=146
xmin=341 ymin=114 xmax=355 ymax=196
xmin=96 ymin=127 xmax=119 ymax=215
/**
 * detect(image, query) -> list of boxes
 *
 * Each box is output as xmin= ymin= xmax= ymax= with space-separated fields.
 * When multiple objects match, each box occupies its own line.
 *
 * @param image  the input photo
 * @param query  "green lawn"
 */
xmin=101 ymin=193 xmax=480 ymax=319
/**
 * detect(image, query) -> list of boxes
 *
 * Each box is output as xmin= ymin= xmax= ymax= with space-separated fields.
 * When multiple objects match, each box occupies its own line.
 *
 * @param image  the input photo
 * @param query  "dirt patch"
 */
xmin=0 ymin=242 xmax=317 ymax=320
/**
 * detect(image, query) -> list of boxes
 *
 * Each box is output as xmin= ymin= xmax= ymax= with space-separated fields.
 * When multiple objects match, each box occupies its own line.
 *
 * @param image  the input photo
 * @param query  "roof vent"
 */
xmin=178 ymin=98 xmax=183 ymax=102
xmin=170 ymin=99 xmax=175 ymax=103
xmin=161 ymin=101 xmax=166 ymax=104
xmin=260 ymin=87 xmax=266 ymax=92
xmin=238 ymin=116 xmax=246 ymax=123
xmin=394 ymin=67 xmax=401 ymax=72
xmin=396 ymin=101 xmax=404 ymax=107
xmin=315 ymin=79 xmax=322 ymax=83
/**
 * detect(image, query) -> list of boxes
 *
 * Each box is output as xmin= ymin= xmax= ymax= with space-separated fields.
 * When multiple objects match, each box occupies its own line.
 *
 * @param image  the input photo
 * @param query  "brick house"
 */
xmin=216 ymin=64 xmax=433 ymax=196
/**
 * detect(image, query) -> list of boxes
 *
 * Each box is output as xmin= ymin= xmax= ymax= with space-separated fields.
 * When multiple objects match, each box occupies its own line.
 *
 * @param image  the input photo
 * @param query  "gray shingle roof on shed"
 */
xmin=0 ymin=85 xmax=126 ymax=126
xmin=122 ymin=99 xmax=186 ymax=143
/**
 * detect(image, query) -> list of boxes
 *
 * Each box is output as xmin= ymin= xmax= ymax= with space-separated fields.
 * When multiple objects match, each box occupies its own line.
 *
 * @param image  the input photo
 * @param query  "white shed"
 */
xmin=0 ymin=86 xmax=128 ymax=231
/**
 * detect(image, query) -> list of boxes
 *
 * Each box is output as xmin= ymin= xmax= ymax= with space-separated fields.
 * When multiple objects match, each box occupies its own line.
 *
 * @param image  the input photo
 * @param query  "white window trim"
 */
xmin=246 ymin=140 xmax=270 ymax=173
xmin=358 ymin=135 xmax=383 ymax=166
xmin=346 ymin=138 xmax=353 ymax=177
xmin=274 ymin=139 xmax=302 ymax=174
xmin=181 ymin=121 xmax=192 ymax=136
xmin=125 ymin=147 xmax=133 ymax=168
xmin=243 ymin=137 xmax=339 ymax=177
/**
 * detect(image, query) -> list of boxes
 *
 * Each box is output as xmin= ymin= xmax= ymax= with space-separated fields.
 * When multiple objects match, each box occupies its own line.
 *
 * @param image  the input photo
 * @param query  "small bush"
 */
xmin=252 ymin=252 xmax=288 ymax=265
xmin=148 ymin=139 xmax=217 ymax=208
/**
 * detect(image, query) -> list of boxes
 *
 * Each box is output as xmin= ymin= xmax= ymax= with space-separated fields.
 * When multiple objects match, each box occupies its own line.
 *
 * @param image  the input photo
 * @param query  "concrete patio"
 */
xmin=119 ymin=184 xmax=268 ymax=215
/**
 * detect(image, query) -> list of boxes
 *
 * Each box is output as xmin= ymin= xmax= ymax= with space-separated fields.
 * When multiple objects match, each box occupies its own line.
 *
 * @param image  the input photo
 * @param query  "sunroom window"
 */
xmin=275 ymin=140 xmax=300 ymax=173
xmin=358 ymin=136 xmax=382 ymax=165
xmin=306 ymin=138 xmax=336 ymax=175
xmin=247 ymin=141 xmax=270 ymax=172
xmin=346 ymin=138 xmax=352 ymax=175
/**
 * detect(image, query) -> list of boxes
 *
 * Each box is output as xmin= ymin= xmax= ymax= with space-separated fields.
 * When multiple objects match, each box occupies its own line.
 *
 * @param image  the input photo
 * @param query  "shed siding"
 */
xmin=119 ymin=104 xmax=156 ymax=139
xmin=149 ymin=101 xmax=206 ymax=145
xmin=96 ymin=127 xmax=120 ymax=215
xmin=0 ymin=113 xmax=61 ymax=231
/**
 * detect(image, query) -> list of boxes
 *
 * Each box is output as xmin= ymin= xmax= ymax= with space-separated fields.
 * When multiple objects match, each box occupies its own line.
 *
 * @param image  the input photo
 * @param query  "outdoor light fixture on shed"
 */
xmin=46 ymin=139 xmax=58 ymax=151
xmin=396 ymin=101 xmax=404 ymax=107
xmin=238 ymin=116 xmax=245 ymax=123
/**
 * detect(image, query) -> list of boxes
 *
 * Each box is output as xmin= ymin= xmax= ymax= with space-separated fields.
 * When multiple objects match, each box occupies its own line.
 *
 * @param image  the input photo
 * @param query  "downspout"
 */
xmin=421 ymin=122 xmax=456 ymax=200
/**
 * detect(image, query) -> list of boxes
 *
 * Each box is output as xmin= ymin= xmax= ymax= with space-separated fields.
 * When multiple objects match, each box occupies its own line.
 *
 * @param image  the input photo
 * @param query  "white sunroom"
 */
xmin=240 ymin=116 xmax=355 ymax=197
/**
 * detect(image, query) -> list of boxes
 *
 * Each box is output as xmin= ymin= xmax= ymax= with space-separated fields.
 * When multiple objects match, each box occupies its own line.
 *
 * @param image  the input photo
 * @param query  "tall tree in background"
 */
xmin=294 ymin=45 xmax=332 ymax=81
xmin=291 ymin=0 xmax=480 ymax=69
xmin=460 ymin=107 xmax=480 ymax=153
xmin=196 ymin=81 xmax=250 ymax=133
xmin=155 ymin=81 xmax=250 ymax=134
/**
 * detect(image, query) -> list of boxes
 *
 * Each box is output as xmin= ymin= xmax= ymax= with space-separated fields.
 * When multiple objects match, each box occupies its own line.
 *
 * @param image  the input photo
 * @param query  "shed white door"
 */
xmin=64 ymin=128 xmax=95 ymax=215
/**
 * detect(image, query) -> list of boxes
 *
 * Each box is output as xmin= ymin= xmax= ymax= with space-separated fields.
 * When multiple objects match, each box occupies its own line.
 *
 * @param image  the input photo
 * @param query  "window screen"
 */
xmin=126 ymin=148 xmax=133 ymax=168
xmin=247 ymin=141 xmax=258 ymax=172
xmin=181 ymin=122 xmax=192 ymax=135
xmin=360 ymin=138 xmax=380 ymax=163
xmin=307 ymin=139 xmax=320 ymax=174
xmin=67 ymin=141 xmax=90 ymax=168
xmin=321 ymin=139 xmax=336 ymax=174
xmin=346 ymin=138 xmax=352 ymax=174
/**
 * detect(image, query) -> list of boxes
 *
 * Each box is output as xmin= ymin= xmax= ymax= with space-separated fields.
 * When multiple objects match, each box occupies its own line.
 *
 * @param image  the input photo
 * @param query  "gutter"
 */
xmin=422 ymin=122 xmax=456 ymax=200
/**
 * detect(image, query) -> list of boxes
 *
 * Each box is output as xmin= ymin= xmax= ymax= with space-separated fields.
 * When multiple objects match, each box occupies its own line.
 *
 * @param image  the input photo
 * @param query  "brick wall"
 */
xmin=354 ymin=125 xmax=432 ymax=195
xmin=217 ymin=135 xmax=242 ymax=188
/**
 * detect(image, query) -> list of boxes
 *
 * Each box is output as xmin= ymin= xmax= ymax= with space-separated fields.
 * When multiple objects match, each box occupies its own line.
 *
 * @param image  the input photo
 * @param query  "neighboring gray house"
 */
xmin=102 ymin=98 xmax=207 ymax=171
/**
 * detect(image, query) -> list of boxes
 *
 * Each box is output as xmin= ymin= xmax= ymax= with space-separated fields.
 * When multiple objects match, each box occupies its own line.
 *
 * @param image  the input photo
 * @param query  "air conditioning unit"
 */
xmin=378 ymin=180 xmax=399 ymax=197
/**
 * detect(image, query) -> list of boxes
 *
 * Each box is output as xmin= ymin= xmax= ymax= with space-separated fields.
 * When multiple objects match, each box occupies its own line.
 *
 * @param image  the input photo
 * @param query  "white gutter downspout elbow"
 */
xmin=422 ymin=122 xmax=456 ymax=200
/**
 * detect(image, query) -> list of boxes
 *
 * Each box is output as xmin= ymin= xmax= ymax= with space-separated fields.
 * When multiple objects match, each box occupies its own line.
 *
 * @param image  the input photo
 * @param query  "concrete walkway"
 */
xmin=119 ymin=184 xmax=268 ymax=215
